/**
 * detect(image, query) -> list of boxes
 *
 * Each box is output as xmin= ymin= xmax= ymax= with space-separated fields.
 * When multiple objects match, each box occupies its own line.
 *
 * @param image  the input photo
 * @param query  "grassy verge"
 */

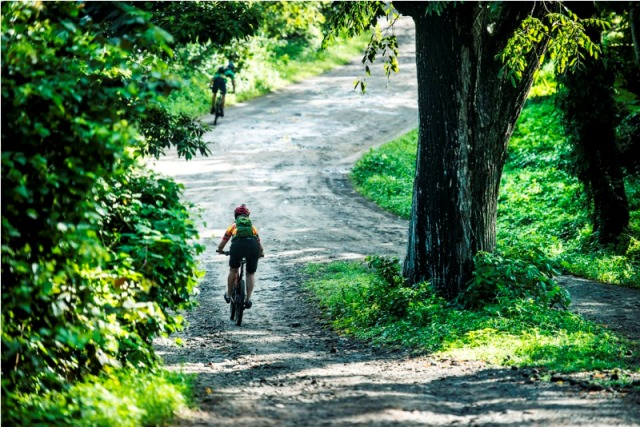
xmin=304 ymin=260 xmax=639 ymax=385
xmin=334 ymin=69 xmax=640 ymax=387
xmin=4 ymin=369 xmax=194 ymax=427
xmin=350 ymin=95 xmax=640 ymax=287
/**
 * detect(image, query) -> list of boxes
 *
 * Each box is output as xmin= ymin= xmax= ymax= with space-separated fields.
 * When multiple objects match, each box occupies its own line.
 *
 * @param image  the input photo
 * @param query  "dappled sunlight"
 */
xmin=184 ymin=185 xmax=239 ymax=193
xmin=296 ymin=252 xmax=364 ymax=263
xmin=200 ymin=229 xmax=227 ymax=240
xmin=275 ymin=248 xmax=328 ymax=257
xmin=152 ymin=158 xmax=259 ymax=178
xmin=274 ymin=247 xmax=366 ymax=264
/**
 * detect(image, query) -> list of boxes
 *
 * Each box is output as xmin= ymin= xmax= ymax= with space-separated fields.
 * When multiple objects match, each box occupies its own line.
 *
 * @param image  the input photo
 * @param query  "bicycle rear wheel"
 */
xmin=235 ymin=279 xmax=245 ymax=326
xmin=213 ymin=98 xmax=223 ymax=125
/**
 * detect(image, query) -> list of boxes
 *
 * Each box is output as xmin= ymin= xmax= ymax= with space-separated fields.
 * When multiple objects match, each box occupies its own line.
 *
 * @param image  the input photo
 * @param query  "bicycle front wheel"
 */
xmin=230 ymin=283 xmax=239 ymax=320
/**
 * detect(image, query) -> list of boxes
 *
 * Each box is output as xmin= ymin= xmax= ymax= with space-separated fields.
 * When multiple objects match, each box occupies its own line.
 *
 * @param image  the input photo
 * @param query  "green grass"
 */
xmin=350 ymin=95 xmax=640 ymax=287
xmin=4 ymin=369 xmax=194 ymax=427
xmin=350 ymin=130 xmax=417 ymax=218
xmin=498 ymin=96 xmax=639 ymax=286
xmin=271 ymin=35 xmax=369 ymax=84
xmin=304 ymin=261 xmax=639 ymax=378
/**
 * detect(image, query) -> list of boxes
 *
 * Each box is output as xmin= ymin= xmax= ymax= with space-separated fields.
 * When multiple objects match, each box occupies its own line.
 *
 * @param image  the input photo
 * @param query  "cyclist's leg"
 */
xmin=244 ymin=242 xmax=260 ymax=303
xmin=220 ymin=94 xmax=227 ymax=116
xmin=246 ymin=272 xmax=255 ymax=302
xmin=227 ymin=267 xmax=238 ymax=298
xmin=219 ymin=83 xmax=228 ymax=116
xmin=227 ymin=241 xmax=242 ymax=300
xmin=211 ymin=78 xmax=224 ymax=113
xmin=211 ymin=87 xmax=220 ymax=114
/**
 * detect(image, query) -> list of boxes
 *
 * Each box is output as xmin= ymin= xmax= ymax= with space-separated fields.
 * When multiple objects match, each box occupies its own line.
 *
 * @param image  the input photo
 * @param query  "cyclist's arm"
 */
xmin=254 ymin=230 xmax=264 ymax=257
xmin=226 ymin=69 xmax=236 ymax=93
xmin=251 ymin=226 xmax=264 ymax=257
xmin=217 ymin=224 xmax=235 ymax=252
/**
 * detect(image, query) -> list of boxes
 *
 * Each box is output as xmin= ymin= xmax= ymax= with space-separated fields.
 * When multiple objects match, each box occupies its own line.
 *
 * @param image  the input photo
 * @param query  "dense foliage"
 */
xmin=1 ymin=1 xmax=204 ymax=420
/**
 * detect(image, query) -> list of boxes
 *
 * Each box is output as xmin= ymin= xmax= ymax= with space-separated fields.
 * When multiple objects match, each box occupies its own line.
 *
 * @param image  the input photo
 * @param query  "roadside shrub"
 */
xmin=96 ymin=166 xmax=204 ymax=367
xmin=2 ymin=1 xmax=144 ymax=393
xmin=364 ymin=255 xmax=426 ymax=323
xmin=4 ymin=369 xmax=193 ymax=427
xmin=1 ymin=1 xmax=204 ymax=399
xmin=457 ymin=250 xmax=570 ymax=310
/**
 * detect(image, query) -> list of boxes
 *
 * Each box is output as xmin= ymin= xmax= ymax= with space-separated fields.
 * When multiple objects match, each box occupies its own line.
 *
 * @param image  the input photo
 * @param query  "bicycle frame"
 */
xmin=218 ymin=249 xmax=247 ymax=326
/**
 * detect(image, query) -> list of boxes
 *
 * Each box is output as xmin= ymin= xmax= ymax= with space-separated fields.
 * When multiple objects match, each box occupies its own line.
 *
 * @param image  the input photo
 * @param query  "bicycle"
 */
xmin=212 ymin=90 xmax=234 ymax=126
xmin=217 ymin=250 xmax=246 ymax=326
xmin=213 ymin=95 xmax=224 ymax=126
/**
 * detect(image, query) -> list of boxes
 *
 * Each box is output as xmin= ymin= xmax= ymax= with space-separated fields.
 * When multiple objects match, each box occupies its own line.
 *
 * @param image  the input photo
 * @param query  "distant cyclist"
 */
xmin=217 ymin=204 xmax=264 ymax=308
xmin=210 ymin=62 xmax=236 ymax=116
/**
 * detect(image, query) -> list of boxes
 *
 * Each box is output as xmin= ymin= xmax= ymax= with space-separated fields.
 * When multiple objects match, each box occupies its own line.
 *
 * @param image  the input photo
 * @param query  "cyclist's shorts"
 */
xmin=229 ymin=237 xmax=260 ymax=273
xmin=211 ymin=77 xmax=227 ymax=95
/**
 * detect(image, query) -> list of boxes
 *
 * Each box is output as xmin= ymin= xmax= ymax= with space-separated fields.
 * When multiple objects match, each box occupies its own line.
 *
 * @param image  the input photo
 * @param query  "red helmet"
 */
xmin=234 ymin=204 xmax=250 ymax=218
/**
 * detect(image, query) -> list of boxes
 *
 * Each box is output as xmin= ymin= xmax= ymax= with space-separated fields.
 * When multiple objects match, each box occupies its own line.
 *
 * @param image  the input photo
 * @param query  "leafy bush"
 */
xmin=1 ymin=1 xmax=204 ymax=398
xmin=3 ymin=1 xmax=143 ymax=393
xmin=4 ymin=369 xmax=193 ymax=427
xmin=458 ymin=250 xmax=570 ymax=310
xmin=96 ymin=166 xmax=204 ymax=367
xmin=363 ymin=255 xmax=432 ymax=323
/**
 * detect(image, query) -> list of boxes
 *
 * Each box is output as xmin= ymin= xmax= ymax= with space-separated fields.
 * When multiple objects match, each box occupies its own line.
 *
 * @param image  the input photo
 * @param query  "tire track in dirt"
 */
xmin=153 ymin=17 xmax=640 ymax=427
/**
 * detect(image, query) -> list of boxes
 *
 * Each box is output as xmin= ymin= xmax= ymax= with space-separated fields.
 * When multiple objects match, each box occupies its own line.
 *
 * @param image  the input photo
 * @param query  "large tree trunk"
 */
xmin=396 ymin=2 xmax=548 ymax=299
xmin=561 ymin=2 xmax=630 ymax=245
xmin=630 ymin=1 xmax=640 ymax=68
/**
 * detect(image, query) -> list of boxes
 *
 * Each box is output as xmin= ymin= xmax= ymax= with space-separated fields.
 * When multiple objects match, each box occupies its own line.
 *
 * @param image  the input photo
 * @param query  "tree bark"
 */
xmin=395 ymin=2 xmax=548 ymax=299
xmin=630 ymin=1 xmax=640 ymax=67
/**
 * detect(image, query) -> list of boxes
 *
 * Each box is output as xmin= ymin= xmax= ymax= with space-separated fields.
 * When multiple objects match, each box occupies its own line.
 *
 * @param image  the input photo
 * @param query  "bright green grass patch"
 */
xmin=350 ymin=130 xmax=417 ymax=218
xmin=304 ymin=261 xmax=639 ymax=375
xmin=350 ymin=95 xmax=640 ymax=287
xmin=5 ymin=369 xmax=194 ymax=427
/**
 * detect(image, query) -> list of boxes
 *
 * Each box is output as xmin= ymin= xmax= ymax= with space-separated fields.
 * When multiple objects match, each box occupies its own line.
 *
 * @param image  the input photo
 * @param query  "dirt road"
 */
xmin=153 ymin=18 xmax=640 ymax=426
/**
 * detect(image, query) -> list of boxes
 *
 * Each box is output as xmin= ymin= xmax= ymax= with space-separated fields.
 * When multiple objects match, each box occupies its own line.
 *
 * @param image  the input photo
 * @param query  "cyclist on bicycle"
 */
xmin=210 ymin=62 xmax=236 ymax=116
xmin=217 ymin=204 xmax=264 ymax=308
